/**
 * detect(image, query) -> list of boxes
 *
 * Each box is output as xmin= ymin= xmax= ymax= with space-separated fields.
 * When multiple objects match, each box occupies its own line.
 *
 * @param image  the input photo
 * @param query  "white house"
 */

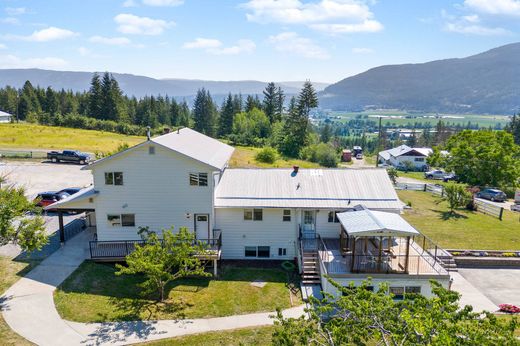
xmin=0 ymin=110 xmax=13 ymax=123
xmin=378 ymin=145 xmax=432 ymax=171
xmin=49 ymin=128 xmax=450 ymax=297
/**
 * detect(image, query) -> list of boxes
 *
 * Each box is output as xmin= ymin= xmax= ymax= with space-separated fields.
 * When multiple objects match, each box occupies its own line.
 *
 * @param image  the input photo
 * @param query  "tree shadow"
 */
xmin=432 ymin=209 xmax=468 ymax=220
xmin=101 ymin=294 xmax=190 ymax=322
xmin=81 ymin=320 xmax=167 ymax=345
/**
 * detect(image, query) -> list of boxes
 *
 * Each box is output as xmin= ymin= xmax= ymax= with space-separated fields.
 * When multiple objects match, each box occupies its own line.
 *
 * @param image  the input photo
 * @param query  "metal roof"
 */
xmin=379 ymin=145 xmax=432 ymax=159
xmin=337 ymin=207 xmax=419 ymax=237
xmin=0 ymin=110 xmax=12 ymax=117
xmin=45 ymin=186 xmax=97 ymax=210
xmin=214 ymin=168 xmax=402 ymax=210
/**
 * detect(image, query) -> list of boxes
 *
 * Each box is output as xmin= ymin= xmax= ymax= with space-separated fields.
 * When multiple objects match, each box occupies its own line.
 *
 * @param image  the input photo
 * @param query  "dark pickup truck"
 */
xmin=47 ymin=150 xmax=91 ymax=165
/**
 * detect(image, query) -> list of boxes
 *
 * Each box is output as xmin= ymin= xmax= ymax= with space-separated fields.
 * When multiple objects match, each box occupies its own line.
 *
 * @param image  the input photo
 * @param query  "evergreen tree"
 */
xmin=262 ymin=82 xmax=277 ymax=123
xmin=245 ymin=94 xmax=261 ymax=112
xmin=274 ymin=86 xmax=285 ymax=121
xmin=232 ymin=94 xmax=243 ymax=115
xmin=505 ymin=114 xmax=520 ymax=145
xmin=44 ymin=87 xmax=59 ymax=116
xmin=218 ymin=93 xmax=235 ymax=137
xmin=88 ymin=73 xmax=102 ymax=119
xmin=193 ymin=88 xmax=217 ymax=136
xmin=178 ymin=100 xmax=191 ymax=127
xmin=320 ymin=122 xmax=333 ymax=143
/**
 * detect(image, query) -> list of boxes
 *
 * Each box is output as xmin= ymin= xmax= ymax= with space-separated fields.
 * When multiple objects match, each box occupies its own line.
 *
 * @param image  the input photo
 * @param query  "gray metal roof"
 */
xmin=214 ymin=168 xmax=402 ymax=210
xmin=152 ymin=128 xmax=234 ymax=170
xmin=45 ymin=186 xmax=97 ymax=210
xmin=337 ymin=207 xmax=419 ymax=237
xmin=379 ymin=145 xmax=432 ymax=159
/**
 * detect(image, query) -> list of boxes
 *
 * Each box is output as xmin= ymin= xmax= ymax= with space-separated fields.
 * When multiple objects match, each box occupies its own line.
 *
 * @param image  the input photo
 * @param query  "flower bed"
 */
xmin=449 ymin=250 xmax=520 ymax=258
xmin=499 ymin=304 xmax=520 ymax=314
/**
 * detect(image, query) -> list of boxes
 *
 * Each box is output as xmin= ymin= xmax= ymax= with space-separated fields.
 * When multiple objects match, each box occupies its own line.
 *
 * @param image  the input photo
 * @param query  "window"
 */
xmin=197 ymin=215 xmax=208 ymax=222
xmin=328 ymin=211 xmax=340 ymax=223
xmin=282 ymin=210 xmax=291 ymax=222
xmin=245 ymin=246 xmax=257 ymax=257
xmin=121 ymin=214 xmax=135 ymax=227
xmin=105 ymin=172 xmax=113 ymax=185
xmin=244 ymin=209 xmax=262 ymax=221
xmin=149 ymin=146 xmax=155 ymax=155
xmin=278 ymin=248 xmax=287 ymax=256
xmin=389 ymin=286 xmax=405 ymax=300
xmin=257 ymin=246 xmax=270 ymax=258
xmin=414 ymin=157 xmax=424 ymax=162
xmin=189 ymin=172 xmax=208 ymax=186
xmin=105 ymin=172 xmax=123 ymax=185
xmin=405 ymin=286 xmax=421 ymax=295
xmin=107 ymin=214 xmax=121 ymax=226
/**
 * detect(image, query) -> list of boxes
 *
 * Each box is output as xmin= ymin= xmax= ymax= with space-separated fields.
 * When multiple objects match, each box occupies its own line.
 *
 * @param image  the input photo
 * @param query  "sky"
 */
xmin=1 ymin=0 xmax=520 ymax=83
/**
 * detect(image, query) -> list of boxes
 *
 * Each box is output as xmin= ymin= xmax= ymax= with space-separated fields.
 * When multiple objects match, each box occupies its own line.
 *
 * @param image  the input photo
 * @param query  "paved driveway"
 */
xmin=458 ymin=268 xmax=520 ymax=306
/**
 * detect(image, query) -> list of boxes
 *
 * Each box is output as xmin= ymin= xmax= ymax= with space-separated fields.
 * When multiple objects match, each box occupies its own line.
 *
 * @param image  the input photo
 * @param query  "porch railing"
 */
xmin=89 ymin=231 xmax=222 ymax=260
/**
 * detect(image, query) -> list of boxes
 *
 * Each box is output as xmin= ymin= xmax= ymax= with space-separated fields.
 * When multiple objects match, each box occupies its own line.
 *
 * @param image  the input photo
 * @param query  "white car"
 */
xmin=511 ymin=204 xmax=520 ymax=212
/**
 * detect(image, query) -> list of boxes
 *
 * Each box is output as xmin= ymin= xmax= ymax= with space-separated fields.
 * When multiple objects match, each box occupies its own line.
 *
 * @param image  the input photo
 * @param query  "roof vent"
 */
xmin=146 ymin=126 xmax=151 ymax=141
xmin=293 ymin=165 xmax=299 ymax=174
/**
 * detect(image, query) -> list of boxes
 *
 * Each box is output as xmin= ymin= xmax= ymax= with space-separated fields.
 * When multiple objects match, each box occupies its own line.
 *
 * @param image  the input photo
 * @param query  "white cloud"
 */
xmin=183 ymin=38 xmax=256 ymax=55
xmin=0 ymin=54 xmax=67 ymax=69
xmin=352 ymin=47 xmax=373 ymax=54
xmin=5 ymin=7 xmax=26 ymax=16
xmin=0 ymin=44 xmax=7 ymax=50
xmin=89 ymin=35 xmax=131 ymax=45
xmin=3 ymin=27 xmax=78 ymax=42
xmin=464 ymin=0 xmax=520 ymax=16
xmin=1 ymin=17 xmax=19 ymax=25
xmin=114 ymin=13 xmax=175 ymax=35
xmin=77 ymin=47 xmax=91 ymax=56
xmin=444 ymin=22 xmax=510 ymax=35
xmin=268 ymin=31 xmax=329 ymax=59
xmin=142 ymin=0 xmax=184 ymax=6
xmin=242 ymin=0 xmax=383 ymax=34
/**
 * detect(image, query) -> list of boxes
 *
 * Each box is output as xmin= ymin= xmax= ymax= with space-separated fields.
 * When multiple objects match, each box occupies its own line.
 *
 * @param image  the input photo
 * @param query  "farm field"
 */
xmin=397 ymin=191 xmax=520 ymax=250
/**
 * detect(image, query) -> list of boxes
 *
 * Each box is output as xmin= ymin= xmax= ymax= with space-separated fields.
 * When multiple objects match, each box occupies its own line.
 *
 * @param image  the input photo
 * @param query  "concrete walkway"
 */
xmin=1 ymin=229 xmax=305 ymax=346
xmin=450 ymin=272 xmax=498 ymax=313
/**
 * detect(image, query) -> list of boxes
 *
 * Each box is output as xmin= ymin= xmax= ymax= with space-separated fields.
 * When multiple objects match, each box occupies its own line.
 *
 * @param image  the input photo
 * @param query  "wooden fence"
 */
xmin=474 ymin=199 xmax=504 ymax=220
xmin=395 ymin=183 xmax=445 ymax=197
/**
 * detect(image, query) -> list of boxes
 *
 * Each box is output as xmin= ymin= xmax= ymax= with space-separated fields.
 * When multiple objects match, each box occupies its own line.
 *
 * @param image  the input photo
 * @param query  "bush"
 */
xmin=301 ymin=143 xmax=338 ymax=168
xmin=40 ymin=113 xmax=147 ymax=136
xmin=255 ymin=147 xmax=278 ymax=164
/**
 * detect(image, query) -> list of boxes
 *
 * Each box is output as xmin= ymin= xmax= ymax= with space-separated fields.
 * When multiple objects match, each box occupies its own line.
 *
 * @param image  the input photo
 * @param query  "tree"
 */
xmin=262 ymin=82 xmax=277 ymax=123
xmin=229 ymin=108 xmax=271 ymax=146
xmin=300 ymin=143 xmax=338 ymax=167
xmin=443 ymin=183 xmax=471 ymax=213
xmin=245 ymin=95 xmax=262 ymax=112
xmin=505 ymin=114 xmax=520 ymax=145
xmin=387 ymin=167 xmax=398 ymax=184
xmin=274 ymin=86 xmax=285 ymax=122
xmin=193 ymin=88 xmax=218 ymax=137
xmin=442 ymin=130 xmax=520 ymax=188
xmin=0 ymin=179 xmax=47 ymax=252
xmin=272 ymin=279 xmax=518 ymax=345
xmin=255 ymin=147 xmax=278 ymax=164
xmin=218 ymin=93 xmax=235 ymax=137
xmin=88 ymin=73 xmax=102 ymax=119
xmin=320 ymin=123 xmax=332 ymax=143
xmin=115 ymin=227 xmax=211 ymax=302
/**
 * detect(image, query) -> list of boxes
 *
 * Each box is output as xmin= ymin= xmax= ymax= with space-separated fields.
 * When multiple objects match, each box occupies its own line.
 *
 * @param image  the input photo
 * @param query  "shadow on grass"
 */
xmin=101 ymin=295 xmax=190 ymax=322
xmin=432 ymin=209 xmax=469 ymax=220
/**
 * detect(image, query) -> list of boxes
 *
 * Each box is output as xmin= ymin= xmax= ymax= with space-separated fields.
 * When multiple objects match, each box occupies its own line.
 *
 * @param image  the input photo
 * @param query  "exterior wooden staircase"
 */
xmin=301 ymin=250 xmax=321 ymax=285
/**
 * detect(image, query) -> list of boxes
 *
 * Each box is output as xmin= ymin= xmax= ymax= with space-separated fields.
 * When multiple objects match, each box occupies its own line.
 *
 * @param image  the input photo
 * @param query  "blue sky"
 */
xmin=1 ymin=0 xmax=520 ymax=83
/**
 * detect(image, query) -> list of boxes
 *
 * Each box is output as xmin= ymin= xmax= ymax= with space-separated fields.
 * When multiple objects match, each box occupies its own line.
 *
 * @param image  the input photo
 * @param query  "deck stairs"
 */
xmin=438 ymin=254 xmax=458 ymax=272
xmin=302 ymin=250 xmax=321 ymax=285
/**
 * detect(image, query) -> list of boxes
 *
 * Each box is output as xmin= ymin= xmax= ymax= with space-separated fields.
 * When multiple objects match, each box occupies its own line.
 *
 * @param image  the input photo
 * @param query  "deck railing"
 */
xmin=89 ymin=232 xmax=222 ymax=260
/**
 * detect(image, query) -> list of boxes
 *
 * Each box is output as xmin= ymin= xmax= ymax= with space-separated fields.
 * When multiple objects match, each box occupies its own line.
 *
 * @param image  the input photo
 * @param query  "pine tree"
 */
xmin=245 ymin=95 xmax=261 ymax=112
xmin=505 ymin=114 xmax=520 ymax=145
xmin=218 ymin=93 xmax=235 ymax=137
xmin=274 ymin=86 xmax=285 ymax=122
xmin=88 ymin=73 xmax=102 ymax=119
xmin=262 ymin=82 xmax=277 ymax=123
xmin=44 ymin=87 xmax=59 ymax=116
xmin=193 ymin=88 xmax=217 ymax=136
xmin=178 ymin=100 xmax=191 ymax=127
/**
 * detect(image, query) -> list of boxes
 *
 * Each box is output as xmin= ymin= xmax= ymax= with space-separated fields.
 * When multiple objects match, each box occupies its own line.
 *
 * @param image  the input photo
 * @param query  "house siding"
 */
xmin=215 ymin=208 xmax=299 ymax=260
xmin=91 ymin=144 xmax=218 ymax=241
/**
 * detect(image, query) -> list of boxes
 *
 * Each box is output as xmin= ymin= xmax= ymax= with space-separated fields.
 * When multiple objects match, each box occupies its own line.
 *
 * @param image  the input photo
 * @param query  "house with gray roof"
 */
xmin=378 ymin=145 xmax=432 ymax=171
xmin=48 ymin=128 xmax=450 ymax=297
xmin=0 ymin=110 xmax=13 ymax=123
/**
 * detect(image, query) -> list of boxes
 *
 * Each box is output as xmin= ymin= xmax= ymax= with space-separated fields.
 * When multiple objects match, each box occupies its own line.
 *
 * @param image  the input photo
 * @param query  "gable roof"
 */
xmin=86 ymin=128 xmax=234 ymax=171
xmin=215 ymin=168 xmax=402 ymax=210
xmin=44 ymin=186 xmax=97 ymax=211
xmin=379 ymin=145 xmax=432 ymax=159
xmin=337 ymin=207 xmax=419 ymax=237
xmin=0 ymin=110 xmax=12 ymax=117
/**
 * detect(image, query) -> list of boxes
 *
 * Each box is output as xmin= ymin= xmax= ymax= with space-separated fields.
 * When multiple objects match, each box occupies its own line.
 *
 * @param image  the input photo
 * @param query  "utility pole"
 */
xmin=376 ymin=116 xmax=382 ymax=167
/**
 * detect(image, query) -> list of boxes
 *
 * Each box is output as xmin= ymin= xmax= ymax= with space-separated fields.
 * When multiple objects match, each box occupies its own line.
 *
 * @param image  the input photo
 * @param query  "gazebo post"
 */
xmin=58 ymin=211 xmax=65 ymax=243
xmin=350 ymin=237 xmax=356 ymax=272
xmin=377 ymin=236 xmax=383 ymax=272
xmin=404 ymin=236 xmax=411 ymax=273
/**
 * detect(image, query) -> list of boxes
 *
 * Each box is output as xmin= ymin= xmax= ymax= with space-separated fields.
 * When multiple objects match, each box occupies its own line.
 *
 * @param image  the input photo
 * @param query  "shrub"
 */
xmin=301 ymin=143 xmax=338 ymax=168
xmin=387 ymin=167 xmax=398 ymax=184
xmin=406 ymin=201 xmax=412 ymax=207
xmin=502 ymin=252 xmax=516 ymax=257
xmin=255 ymin=147 xmax=278 ymax=164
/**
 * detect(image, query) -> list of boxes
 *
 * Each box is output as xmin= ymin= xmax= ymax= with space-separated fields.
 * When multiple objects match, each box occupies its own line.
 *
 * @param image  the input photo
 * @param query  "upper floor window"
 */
xmin=328 ymin=211 xmax=340 ymax=223
xmin=105 ymin=172 xmax=124 ymax=185
xmin=190 ymin=172 xmax=208 ymax=186
xmin=244 ymin=209 xmax=263 ymax=221
xmin=107 ymin=213 xmax=135 ymax=227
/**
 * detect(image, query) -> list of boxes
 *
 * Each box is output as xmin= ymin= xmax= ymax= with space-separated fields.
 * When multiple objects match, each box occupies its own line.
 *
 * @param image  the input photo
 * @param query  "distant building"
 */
xmin=378 ymin=145 xmax=432 ymax=171
xmin=0 ymin=110 xmax=13 ymax=123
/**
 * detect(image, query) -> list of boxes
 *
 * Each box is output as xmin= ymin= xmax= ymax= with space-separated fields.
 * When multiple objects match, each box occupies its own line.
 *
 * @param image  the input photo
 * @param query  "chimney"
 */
xmin=163 ymin=127 xmax=171 ymax=135
xmin=293 ymin=165 xmax=299 ymax=174
xmin=146 ymin=126 xmax=151 ymax=141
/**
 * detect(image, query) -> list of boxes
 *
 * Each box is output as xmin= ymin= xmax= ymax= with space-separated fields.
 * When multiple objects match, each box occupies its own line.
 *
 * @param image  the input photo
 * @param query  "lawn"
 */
xmin=137 ymin=326 xmax=274 ymax=346
xmin=397 ymin=191 xmax=520 ymax=250
xmin=0 ymin=123 xmax=143 ymax=153
xmin=54 ymin=262 xmax=301 ymax=323
xmin=0 ymin=256 xmax=40 ymax=346
xmin=230 ymin=146 xmax=319 ymax=169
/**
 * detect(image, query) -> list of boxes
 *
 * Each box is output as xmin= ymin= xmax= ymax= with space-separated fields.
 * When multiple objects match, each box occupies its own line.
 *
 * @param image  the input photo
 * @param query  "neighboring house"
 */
xmin=378 ymin=145 xmax=432 ymax=170
xmin=49 ymin=128 xmax=450 ymax=297
xmin=0 ymin=110 xmax=13 ymax=123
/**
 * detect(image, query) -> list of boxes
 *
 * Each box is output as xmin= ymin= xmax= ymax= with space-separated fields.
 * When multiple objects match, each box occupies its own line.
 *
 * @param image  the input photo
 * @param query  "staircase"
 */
xmin=301 ymin=250 xmax=321 ymax=284
xmin=438 ymin=254 xmax=458 ymax=272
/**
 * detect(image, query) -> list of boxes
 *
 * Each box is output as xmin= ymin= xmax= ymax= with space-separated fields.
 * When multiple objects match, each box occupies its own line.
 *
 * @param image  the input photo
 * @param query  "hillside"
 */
xmin=0 ymin=69 xmax=328 ymax=99
xmin=321 ymin=43 xmax=520 ymax=114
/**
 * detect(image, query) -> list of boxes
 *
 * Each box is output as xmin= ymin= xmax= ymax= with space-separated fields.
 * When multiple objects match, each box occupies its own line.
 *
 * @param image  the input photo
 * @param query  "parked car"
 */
xmin=476 ymin=188 xmax=507 ymax=202
xmin=442 ymin=173 xmax=458 ymax=182
xmin=57 ymin=187 xmax=82 ymax=195
xmin=34 ymin=191 xmax=70 ymax=208
xmin=512 ymin=204 xmax=520 ymax=212
xmin=47 ymin=150 xmax=90 ymax=165
xmin=356 ymin=153 xmax=363 ymax=159
xmin=424 ymin=169 xmax=446 ymax=180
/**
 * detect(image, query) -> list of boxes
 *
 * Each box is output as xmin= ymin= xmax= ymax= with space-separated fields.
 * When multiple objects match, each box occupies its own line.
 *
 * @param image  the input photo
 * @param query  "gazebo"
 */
xmin=336 ymin=207 xmax=421 ymax=274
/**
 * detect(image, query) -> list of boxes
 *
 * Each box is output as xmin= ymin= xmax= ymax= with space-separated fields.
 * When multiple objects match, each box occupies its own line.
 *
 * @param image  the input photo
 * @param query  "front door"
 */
xmin=195 ymin=214 xmax=209 ymax=240
xmin=302 ymin=210 xmax=316 ymax=239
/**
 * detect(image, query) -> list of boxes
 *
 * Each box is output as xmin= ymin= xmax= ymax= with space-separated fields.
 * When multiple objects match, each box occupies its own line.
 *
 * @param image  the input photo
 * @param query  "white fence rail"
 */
xmin=474 ymin=199 xmax=504 ymax=220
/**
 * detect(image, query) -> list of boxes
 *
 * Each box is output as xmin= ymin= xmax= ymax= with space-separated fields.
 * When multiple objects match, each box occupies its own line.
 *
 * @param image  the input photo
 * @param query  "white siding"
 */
xmin=215 ymin=208 xmax=299 ymax=260
xmin=316 ymin=209 xmax=342 ymax=238
xmin=91 ymin=144 xmax=218 ymax=241
xmin=391 ymin=155 xmax=428 ymax=170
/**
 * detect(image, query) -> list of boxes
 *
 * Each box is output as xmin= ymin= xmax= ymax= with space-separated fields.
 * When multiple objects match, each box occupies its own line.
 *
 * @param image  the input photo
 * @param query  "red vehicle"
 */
xmin=34 ymin=191 xmax=70 ymax=208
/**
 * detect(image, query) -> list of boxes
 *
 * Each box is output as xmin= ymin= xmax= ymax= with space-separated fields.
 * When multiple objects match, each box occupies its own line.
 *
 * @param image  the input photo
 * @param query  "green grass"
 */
xmin=0 ymin=123 xmax=143 ymax=153
xmin=137 ymin=326 xmax=274 ymax=346
xmin=230 ymin=146 xmax=320 ymax=168
xmin=0 ymin=256 xmax=40 ymax=346
xmin=398 ymin=191 xmax=520 ymax=250
xmin=54 ymin=262 xmax=302 ymax=323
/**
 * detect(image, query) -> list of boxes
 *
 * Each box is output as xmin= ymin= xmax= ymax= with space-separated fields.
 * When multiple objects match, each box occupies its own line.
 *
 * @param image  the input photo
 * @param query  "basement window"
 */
xmin=278 ymin=248 xmax=287 ymax=256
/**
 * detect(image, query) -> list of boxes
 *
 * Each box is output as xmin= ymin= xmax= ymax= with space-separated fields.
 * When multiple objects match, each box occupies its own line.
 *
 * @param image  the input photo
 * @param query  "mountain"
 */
xmin=321 ymin=43 xmax=520 ymax=114
xmin=0 ymin=69 xmax=328 ymax=99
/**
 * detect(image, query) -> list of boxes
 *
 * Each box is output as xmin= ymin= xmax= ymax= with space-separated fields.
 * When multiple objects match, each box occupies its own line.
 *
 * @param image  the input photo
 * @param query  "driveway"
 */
xmin=458 ymin=268 xmax=520 ymax=306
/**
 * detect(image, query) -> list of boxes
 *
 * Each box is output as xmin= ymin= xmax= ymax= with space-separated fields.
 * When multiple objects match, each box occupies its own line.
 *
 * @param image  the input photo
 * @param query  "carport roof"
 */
xmin=45 ymin=186 xmax=97 ymax=211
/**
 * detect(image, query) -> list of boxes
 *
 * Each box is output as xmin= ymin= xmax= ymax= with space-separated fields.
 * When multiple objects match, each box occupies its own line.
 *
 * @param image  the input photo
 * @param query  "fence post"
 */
xmin=423 ymin=184 xmax=427 ymax=192
xmin=499 ymin=207 xmax=503 ymax=221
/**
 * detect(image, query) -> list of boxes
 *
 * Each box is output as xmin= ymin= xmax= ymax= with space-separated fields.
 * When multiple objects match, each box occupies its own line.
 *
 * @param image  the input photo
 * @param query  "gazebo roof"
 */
xmin=336 ymin=207 xmax=420 ymax=237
